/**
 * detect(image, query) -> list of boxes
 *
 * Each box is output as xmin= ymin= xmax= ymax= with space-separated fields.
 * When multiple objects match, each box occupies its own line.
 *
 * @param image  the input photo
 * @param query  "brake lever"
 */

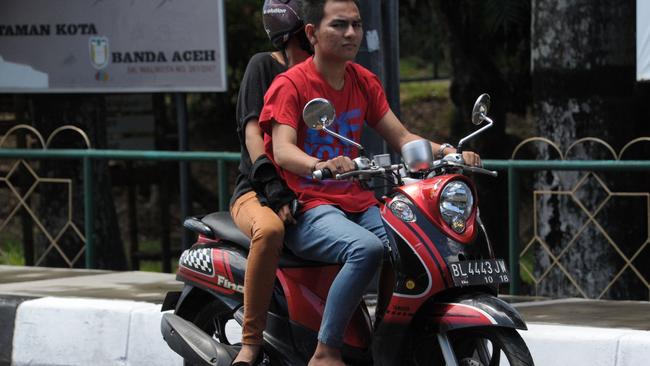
xmin=336 ymin=165 xmax=402 ymax=180
xmin=462 ymin=165 xmax=498 ymax=177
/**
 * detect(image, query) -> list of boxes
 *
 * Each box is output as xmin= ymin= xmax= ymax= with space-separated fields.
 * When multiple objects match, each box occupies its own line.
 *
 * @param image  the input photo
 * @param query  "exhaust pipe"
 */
xmin=161 ymin=313 xmax=238 ymax=366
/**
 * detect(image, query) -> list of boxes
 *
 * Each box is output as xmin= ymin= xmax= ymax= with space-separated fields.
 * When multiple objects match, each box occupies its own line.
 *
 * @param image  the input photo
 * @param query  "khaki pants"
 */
xmin=230 ymin=191 xmax=284 ymax=345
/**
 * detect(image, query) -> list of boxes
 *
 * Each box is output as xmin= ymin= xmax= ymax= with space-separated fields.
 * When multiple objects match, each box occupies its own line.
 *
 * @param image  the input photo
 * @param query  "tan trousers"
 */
xmin=230 ymin=191 xmax=284 ymax=345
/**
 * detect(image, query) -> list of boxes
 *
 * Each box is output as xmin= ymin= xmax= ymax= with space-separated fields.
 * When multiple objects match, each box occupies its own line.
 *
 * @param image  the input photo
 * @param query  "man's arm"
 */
xmin=272 ymin=122 xmax=356 ymax=176
xmin=374 ymin=109 xmax=481 ymax=165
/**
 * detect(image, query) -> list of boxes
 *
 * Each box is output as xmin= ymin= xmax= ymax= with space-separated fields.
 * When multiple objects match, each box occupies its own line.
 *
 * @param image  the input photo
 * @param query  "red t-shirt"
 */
xmin=259 ymin=57 xmax=390 ymax=213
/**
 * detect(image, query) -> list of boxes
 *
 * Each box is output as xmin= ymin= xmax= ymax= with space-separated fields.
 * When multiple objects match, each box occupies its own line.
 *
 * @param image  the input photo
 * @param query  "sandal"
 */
xmin=231 ymin=351 xmax=267 ymax=366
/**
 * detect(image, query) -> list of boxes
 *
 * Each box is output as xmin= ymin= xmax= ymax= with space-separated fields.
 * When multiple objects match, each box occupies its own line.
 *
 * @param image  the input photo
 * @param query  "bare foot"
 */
xmin=232 ymin=344 xmax=261 ymax=365
xmin=308 ymin=342 xmax=346 ymax=366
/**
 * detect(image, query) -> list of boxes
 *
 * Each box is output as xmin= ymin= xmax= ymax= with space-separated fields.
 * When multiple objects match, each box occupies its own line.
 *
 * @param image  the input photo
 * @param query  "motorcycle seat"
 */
xmin=188 ymin=212 xmax=329 ymax=268
xmin=198 ymin=212 xmax=250 ymax=247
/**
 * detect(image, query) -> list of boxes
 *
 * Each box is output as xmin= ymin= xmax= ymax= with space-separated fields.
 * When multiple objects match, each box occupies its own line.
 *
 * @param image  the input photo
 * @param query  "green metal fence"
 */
xmin=0 ymin=148 xmax=239 ymax=268
xmin=483 ymin=159 xmax=650 ymax=295
xmin=1 ymin=148 xmax=649 ymax=296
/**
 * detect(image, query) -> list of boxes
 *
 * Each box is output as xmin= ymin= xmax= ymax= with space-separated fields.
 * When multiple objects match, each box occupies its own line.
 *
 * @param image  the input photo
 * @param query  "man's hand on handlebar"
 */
xmin=314 ymin=156 xmax=356 ymax=175
xmin=461 ymin=151 xmax=482 ymax=167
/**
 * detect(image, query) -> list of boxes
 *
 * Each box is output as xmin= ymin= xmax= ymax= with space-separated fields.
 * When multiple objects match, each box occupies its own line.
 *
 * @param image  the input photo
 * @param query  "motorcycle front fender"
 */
xmin=426 ymin=292 xmax=527 ymax=333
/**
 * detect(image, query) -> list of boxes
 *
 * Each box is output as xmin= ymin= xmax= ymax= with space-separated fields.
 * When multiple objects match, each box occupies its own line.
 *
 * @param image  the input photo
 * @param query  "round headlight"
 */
xmin=439 ymin=181 xmax=473 ymax=233
xmin=389 ymin=194 xmax=415 ymax=222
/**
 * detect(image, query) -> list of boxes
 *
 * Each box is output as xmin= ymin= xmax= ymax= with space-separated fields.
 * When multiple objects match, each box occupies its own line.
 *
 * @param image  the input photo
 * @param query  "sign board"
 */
xmin=0 ymin=0 xmax=227 ymax=93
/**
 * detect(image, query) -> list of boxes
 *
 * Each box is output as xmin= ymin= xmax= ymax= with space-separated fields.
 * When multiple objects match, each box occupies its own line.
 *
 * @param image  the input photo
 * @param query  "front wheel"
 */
xmin=450 ymin=327 xmax=533 ymax=366
xmin=411 ymin=327 xmax=533 ymax=366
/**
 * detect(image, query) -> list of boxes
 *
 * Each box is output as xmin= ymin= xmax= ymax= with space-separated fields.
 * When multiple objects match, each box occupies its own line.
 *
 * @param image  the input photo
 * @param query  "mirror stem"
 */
xmin=323 ymin=127 xmax=365 ymax=152
xmin=457 ymin=115 xmax=493 ymax=153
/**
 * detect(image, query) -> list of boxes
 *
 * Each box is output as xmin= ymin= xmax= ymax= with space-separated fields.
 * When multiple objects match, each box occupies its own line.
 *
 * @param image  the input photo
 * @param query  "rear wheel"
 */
xmin=181 ymin=299 xmax=241 ymax=366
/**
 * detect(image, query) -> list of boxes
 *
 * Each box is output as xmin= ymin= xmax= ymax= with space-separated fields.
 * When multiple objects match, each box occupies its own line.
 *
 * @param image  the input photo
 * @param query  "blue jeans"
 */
xmin=285 ymin=204 xmax=388 ymax=348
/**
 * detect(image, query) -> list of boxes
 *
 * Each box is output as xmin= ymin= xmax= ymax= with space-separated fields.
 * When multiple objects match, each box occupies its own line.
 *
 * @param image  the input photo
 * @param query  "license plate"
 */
xmin=449 ymin=259 xmax=510 ymax=287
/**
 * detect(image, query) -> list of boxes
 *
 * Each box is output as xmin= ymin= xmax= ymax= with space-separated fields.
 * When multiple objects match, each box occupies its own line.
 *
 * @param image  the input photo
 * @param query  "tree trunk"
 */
xmin=434 ymin=0 xmax=531 ymax=264
xmin=531 ymin=0 xmax=646 ymax=299
xmin=31 ymin=94 xmax=126 ymax=270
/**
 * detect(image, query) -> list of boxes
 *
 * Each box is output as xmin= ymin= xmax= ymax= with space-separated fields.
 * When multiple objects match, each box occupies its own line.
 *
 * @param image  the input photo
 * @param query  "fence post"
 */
xmin=83 ymin=157 xmax=95 ymax=269
xmin=218 ymin=159 xmax=228 ymax=212
xmin=507 ymin=165 xmax=520 ymax=295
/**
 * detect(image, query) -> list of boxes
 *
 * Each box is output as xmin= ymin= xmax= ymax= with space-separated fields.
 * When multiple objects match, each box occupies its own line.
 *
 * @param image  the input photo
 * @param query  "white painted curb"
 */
xmin=12 ymin=297 xmax=182 ymax=366
xmin=519 ymin=324 xmax=650 ymax=366
xmin=9 ymin=296 xmax=650 ymax=366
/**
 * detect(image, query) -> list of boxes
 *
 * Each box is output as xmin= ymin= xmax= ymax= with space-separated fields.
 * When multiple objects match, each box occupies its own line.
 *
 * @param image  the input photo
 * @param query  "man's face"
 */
xmin=312 ymin=0 xmax=363 ymax=62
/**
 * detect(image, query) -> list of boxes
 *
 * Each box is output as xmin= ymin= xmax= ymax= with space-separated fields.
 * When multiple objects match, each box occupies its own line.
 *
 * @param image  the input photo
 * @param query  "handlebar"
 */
xmin=312 ymin=159 xmax=497 ymax=181
xmin=312 ymin=165 xmax=401 ymax=181
xmin=461 ymin=165 xmax=498 ymax=177
xmin=312 ymin=167 xmax=334 ymax=180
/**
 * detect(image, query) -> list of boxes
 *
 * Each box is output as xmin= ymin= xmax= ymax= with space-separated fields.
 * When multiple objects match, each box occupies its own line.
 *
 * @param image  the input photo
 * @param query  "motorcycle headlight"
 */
xmin=439 ymin=181 xmax=473 ymax=233
xmin=389 ymin=194 xmax=415 ymax=222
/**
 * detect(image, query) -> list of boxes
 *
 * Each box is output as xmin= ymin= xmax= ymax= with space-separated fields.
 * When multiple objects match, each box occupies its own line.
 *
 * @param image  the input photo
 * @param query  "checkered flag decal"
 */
xmin=180 ymin=247 xmax=214 ymax=276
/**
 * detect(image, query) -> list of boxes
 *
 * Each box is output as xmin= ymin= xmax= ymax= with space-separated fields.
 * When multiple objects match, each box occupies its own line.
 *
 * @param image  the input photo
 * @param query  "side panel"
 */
xmin=177 ymin=244 xmax=246 ymax=304
xmin=276 ymin=267 xmax=373 ymax=349
xmin=380 ymin=205 xmax=447 ymax=325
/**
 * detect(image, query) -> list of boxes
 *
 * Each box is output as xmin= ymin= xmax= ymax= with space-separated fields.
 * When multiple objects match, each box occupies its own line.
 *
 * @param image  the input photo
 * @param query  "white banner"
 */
xmin=637 ymin=0 xmax=650 ymax=81
xmin=0 ymin=0 xmax=227 ymax=93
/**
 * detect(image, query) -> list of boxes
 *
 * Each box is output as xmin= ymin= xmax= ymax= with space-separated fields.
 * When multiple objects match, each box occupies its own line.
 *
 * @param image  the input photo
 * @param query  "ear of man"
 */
xmin=305 ymin=23 xmax=318 ymax=46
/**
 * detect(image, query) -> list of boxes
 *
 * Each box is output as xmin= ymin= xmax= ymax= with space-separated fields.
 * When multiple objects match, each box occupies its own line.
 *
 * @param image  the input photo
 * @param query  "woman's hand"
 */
xmin=277 ymin=204 xmax=296 ymax=225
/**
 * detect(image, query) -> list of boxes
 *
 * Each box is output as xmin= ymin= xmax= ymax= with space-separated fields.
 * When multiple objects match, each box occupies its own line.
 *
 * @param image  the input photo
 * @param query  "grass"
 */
xmin=0 ymin=235 xmax=180 ymax=273
xmin=400 ymin=56 xmax=447 ymax=80
xmin=399 ymin=56 xmax=450 ymax=106
xmin=400 ymin=79 xmax=450 ymax=105
xmin=140 ymin=260 xmax=179 ymax=273
xmin=136 ymin=239 xmax=180 ymax=273
xmin=519 ymin=248 xmax=536 ymax=286
xmin=0 ymin=237 xmax=25 ymax=265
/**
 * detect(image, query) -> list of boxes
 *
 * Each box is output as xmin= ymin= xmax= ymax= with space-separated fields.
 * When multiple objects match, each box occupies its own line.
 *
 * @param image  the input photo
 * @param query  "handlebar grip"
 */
xmin=312 ymin=168 xmax=333 ymax=180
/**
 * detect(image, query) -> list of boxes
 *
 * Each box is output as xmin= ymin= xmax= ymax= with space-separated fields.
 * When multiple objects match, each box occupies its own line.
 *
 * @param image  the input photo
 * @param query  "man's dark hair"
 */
xmin=302 ymin=0 xmax=360 ymax=27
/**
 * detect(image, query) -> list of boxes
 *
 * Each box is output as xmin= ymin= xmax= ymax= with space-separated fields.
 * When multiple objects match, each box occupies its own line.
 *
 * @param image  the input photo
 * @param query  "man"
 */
xmin=259 ymin=1 xmax=480 ymax=365
xmin=229 ymin=1 xmax=311 ymax=365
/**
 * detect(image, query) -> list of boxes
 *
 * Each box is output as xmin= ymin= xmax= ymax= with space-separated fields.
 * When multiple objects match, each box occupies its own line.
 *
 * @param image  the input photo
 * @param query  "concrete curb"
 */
xmin=10 ymin=297 xmax=182 ymax=366
xmin=3 ymin=296 xmax=650 ymax=365
xmin=0 ymin=295 xmax=35 ymax=366
xmin=521 ymin=324 xmax=650 ymax=366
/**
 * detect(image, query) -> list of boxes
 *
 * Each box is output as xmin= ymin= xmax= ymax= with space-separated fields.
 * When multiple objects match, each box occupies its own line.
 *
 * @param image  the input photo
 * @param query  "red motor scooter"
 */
xmin=161 ymin=94 xmax=534 ymax=366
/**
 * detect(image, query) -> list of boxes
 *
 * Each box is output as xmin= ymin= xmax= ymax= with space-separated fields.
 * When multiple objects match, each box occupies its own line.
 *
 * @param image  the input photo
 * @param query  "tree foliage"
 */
xmin=189 ymin=0 xmax=269 ymax=152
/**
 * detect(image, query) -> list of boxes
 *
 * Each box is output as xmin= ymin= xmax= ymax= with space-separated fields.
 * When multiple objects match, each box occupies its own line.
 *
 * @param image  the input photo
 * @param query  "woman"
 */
xmin=229 ymin=1 xmax=311 ymax=364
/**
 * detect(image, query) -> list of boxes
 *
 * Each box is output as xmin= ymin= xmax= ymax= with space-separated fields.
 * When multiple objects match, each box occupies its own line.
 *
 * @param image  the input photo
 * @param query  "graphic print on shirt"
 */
xmin=304 ymin=108 xmax=361 ymax=159
xmin=300 ymin=108 xmax=362 ymax=188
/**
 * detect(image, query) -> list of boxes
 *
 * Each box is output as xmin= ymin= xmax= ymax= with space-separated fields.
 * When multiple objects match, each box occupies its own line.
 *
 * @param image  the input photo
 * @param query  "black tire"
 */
xmin=182 ymin=299 xmax=239 ymax=366
xmin=410 ymin=327 xmax=533 ymax=366
xmin=451 ymin=327 xmax=533 ymax=366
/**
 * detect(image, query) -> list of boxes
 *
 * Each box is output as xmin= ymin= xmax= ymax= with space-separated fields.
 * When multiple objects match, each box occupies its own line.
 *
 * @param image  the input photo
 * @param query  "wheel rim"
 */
xmin=453 ymin=328 xmax=530 ymax=366
xmin=192 ymin=302 xmax=240 ymax=346
xmin=456 ymin=335 xmax=502 ymax=365
xmin=209 ymin=309 xmax=235 ymax=344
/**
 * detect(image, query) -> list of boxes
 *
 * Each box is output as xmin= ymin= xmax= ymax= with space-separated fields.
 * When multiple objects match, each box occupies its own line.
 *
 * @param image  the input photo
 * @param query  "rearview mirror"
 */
xmin=302 ymin=98 xmax=335 ymax=130
xmin=301 ymin=97 xmax=366 ymax=155
xmin=471 ymin=93 xmax=491 ymax=125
